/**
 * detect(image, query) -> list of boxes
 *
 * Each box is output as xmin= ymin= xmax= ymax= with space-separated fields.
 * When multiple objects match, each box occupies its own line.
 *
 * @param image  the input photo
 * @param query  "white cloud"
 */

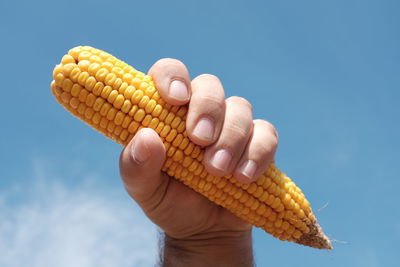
xmin=0 ymin=161 xmax=158 ymax=267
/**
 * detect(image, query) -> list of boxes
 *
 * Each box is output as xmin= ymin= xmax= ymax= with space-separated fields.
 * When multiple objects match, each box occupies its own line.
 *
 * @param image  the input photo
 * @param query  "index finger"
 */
xmin=148 ymin=58 xmax=191 ymax=106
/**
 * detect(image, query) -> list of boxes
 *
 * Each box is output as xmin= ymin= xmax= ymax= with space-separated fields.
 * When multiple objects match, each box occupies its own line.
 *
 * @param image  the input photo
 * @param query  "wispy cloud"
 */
xmin=0 ymin=159 xmax=157 ymax=267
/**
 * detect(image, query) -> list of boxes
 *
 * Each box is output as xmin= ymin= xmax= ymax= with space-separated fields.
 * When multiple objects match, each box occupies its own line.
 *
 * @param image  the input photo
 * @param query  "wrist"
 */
xmin=160 ymin=230 xmax=254 ymax=267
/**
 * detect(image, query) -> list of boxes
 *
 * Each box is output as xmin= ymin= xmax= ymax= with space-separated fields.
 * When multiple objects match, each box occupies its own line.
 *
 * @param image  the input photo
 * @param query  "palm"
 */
xmin=143 ymin=172 xmax=251 ymax=239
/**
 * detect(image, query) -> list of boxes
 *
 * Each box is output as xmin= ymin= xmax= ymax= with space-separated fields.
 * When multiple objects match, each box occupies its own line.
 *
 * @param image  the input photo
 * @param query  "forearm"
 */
xmin=159 ymin=230 xmax=254 ymax=267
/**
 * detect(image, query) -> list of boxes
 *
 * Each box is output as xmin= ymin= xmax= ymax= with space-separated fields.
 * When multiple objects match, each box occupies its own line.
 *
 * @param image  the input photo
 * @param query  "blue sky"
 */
xmin=0 ymin=0 xmax=399 ymax=266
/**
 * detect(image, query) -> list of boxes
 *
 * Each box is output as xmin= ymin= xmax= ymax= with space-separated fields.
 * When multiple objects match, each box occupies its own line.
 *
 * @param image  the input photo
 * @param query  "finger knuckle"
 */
xmin=198 ymin=94 xmax=224 ymax=107
xmin=154 ymin=57 xmax=185 ymax=69
xmin=149 ymin=58 xmax=188 ymax=81
xmin=257 ymin=141 xmax=277 ymax=159
xmin=254 ymin=119 xmax=279 ymax=139
xmin=227 ymin=96 xmax=252 ymax=110
xmin=225 ymin=123 xmax=251 ymax=141
xmin=195 ymin=73 xmax=221 ymax=83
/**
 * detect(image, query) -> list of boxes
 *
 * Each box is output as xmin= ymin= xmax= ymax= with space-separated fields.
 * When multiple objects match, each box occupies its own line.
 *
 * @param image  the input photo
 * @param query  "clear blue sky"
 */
xmin=1 ymin=0 xmax=399 ymax=266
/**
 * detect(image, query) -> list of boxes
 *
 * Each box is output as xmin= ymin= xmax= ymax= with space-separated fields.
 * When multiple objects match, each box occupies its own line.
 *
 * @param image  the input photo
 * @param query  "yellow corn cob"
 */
xmin=51 ymin=46 xmax=332 ymax=249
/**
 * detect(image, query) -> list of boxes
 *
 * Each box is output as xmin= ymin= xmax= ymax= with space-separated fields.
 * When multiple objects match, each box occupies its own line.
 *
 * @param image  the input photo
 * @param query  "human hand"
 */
xmin=119 ymin=59 xmax=279 ymax=266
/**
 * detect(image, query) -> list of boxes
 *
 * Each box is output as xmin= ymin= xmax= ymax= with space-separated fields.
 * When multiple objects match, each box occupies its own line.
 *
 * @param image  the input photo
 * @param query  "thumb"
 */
xmin=119 ymin=128 xmax=169 ymax=206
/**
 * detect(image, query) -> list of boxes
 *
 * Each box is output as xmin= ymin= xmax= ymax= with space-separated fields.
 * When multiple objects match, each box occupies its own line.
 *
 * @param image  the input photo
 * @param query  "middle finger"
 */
xmin=204 ymin=96 xmax=254 ymax=177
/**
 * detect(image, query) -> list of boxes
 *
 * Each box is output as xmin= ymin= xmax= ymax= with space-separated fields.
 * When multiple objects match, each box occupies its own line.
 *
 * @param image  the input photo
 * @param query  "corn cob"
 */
xmin=50 ymin=46 xmax=332 ymax=249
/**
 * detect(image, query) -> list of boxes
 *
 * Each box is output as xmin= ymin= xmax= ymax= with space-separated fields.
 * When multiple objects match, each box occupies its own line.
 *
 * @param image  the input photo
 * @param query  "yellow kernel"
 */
xmin=121 ymin=100 xmax=132 ymax=113
xmin=151 ymin=91 xmax=161 ymax=101
xmin=114 ymin=126 xmax=123 ymax=137
xmin=151 ymin=104 xmax=163 ymax=117
xmin=84 ymin=76 xmax=96 ymax=92
xmin=159 ymin=109 xmax=169 ymax=121
xmin=138 ymin=82 xmax=148 ymax=91
xmin=113 ymin=95 xmax=125 ymax=109
xmin=101 ymin=61 xmax=114 ymax=71
xmin=259 ymin=191 xmax=269 ymax=202
xmin=184 ymin=143 xmax=195 ymax=155
xmin=169 ymin=117 xmax=181 ymax=129
xmin=128 ymin=121 xmax=140 ymax=133
xmin=131 ymin=90 xmax=144 ymax=104
xmin=165 ymin=112 xmax=175 ymax=125
xmin=149 ymin=118 xmax=160 ymax=130
xmin=84 ymin=108 xmax=94 ymax=119
xmin=69 ymin=97 xmax=80 ymax=109
xmin=92 ymin=113 xmax=101 ymax=124
xmin=293 ymin=230 xmax=302 ymax=239
xmin=188 ymin=160 xmax=199 ymax=172
xmin=61 ymin=78 xmax=73 ymax=93
xmin=177 ymin=121 xmax=186 ymax=132
xmin=134 ymin=109 xmax=145 ymax=122
xmin=272 ymin=197 xmax=281 ymax=209
xmin=111 ymin=67 xmax=124 ymax=77
xmin=120 ymin=129 xmax=129 ymax=141
xmin=114 ymin=111 xmax=125 ymax=125
xmin=123 ymin=85 xmax=136 ymax=99
xmin=118 ymin=82 xmax=128 ymax=95
xmin=178 ymin=137 xmax=189 ymax=151
xmin=121 ymin=116 xmax=132 ymax=128
xmin=77 ymin=72 xmax=89 ymax=86
xmin=266 ymin=194 xmax=275 ymax=206
xmin=106 ymin=107 xmax=117 ymax=121
xmin=128 ymin=105 xmax=138 ymax=117
xmin=172 ymin=134 xmax=183 ymax=147
xmin=54 ymin=73 xmax=65 ymax=86
xmin=77 ymin=60 xmax=90 ymax=71
xmin=160 ymin=125 xmax=171 ymax=138
xmin=254 ymin=186 xmax=264 ymax=198
xmin=78 ymin=51 xmax=92 ymax=61
xmin=145 ymin=86 xmax=156 ymax=97
xmin=88 ymin=63 xmax=101 ymax=76
xmin=142 ymin=115 xmax=152 ymax=127
xmin=100 ymin=103 xmax=112 ymax=116
xmin=138 ymin=95 xmax=150 ymax=108
xmin=53 ymin=65 xmax=63 ymax=78
xmin=93 ymin=98 xmax=105 ymax=111
xmin=107 ymin=90 xmax=119 ymax=103
xmin=71 ymin=84 xmax=82 ymax=97
xmin=89 ymin=55 xmax=102 ymax=64
xmin=85 ymin=93 xmax=96 ymax=107
xmin=92 ymin=82 xmax=104 ymax=96
xmin=247 ymin=183 xmax=258 ymax=194
xmin=62 ymin=64 xmax=77 ymax=79
xmin=68 ymin=47 xmax=82 ymax=59
xmin=62 ymin=54 xmax=75 ymax=64
xmin=101 ymin=85 xmax=113 ymax=99
xmin=60 ymin=92 xmax=71 ymax=104
xmin=78 ymin=89 xmax=89 ymax=102
xmin=122 ymin=73 xmax=134 ymax=83
xmin=274 ymin=219 xmax=283 ymax=228
xmin=107 ymin=121 xmax=115 ymax=133
xmin=95 ymin=68 xmax=109 ymax=82
xmin=107 ymin=74 xmax=118 ymax=88
xmin=99 ymin=117 xmax=108 ymax=128
xmin=98 ymin=51 xmax=109 ymax=60
xmin=251 ymin=200 xmax=260 ymax=211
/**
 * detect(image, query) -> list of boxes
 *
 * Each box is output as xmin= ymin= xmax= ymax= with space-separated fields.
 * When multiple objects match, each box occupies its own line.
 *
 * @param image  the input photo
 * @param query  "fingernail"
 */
xmin=169 ymin=80 xmax=189 ymax=101
xmin=131 ymin=135 xmax=150 ymax=164
xmin=211 ymin=149 xmax=232 ymax=172
xmin=238 ymin=160 xmax=257 ymax=180
xmin=193 ymin=117 xmax=214 ymax=141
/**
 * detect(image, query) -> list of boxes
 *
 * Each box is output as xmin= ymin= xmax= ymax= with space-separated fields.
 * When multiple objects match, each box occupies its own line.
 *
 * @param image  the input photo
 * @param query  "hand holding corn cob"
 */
xmin=51 ymin=46 xmax=332 ymax=250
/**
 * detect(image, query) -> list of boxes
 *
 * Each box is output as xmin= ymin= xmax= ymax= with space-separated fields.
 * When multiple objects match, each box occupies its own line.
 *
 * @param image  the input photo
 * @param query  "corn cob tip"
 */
xmin=296 ymin=219 xmax=332 ymax=249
